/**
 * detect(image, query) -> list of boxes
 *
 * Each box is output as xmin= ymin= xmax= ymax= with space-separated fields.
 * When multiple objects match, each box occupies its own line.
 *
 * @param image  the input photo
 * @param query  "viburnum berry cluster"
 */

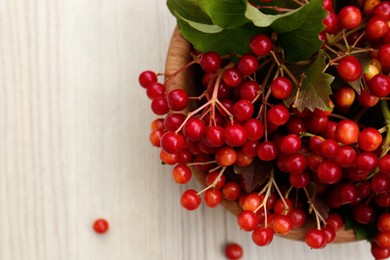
xmin=139 ymin=0 xmax=390 ymax=259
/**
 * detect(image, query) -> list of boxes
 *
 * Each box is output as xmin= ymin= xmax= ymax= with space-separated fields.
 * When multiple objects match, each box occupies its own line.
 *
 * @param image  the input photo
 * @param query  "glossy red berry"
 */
xmin=180 ymin=189 xmax=201 ymax=210
xmin=93 ymin=218 xmax=109 ymax=234
xmin=138 ymin=70 xmax=157 ymax=88
xmin=338 ymin=6 xmax=362 ymax=30
xmin=237 ymin=54 xmax=259 ymax=76
xmin=167 ymin=89 xmax=189 ymax=111
xmin=368 ymin=73 xmax=390 ymax=97
xmin=335 ymin=119 xmax=359 ymax=145
xmin=378 ymin=43 xmax=390 ymax=67
xmin=237 ymin=210 xmax=259 ymax=231
xmin=305 ymin=228 xmax=326 ymax=249
xmin=358 ymin=127 xmax=383 ymax=152
xmin=225 ymin=243 xmax=243 ymax=260
xmin=200 ymin=51 xmax=221 ymax=72
xmin=267 ymin=104 xmax=290 ymax=126
xmin=337 ymin=56 xmax=362 ymax=82
xmin=249 ymin=34 xmax=272 ymax=56
xmin=271 ymin=76 xmax=293 ymax=99
xmin=252 ymin=226 xmax=274 ymax=246
xmin=160 ymin=131 xmax=186 ymax=154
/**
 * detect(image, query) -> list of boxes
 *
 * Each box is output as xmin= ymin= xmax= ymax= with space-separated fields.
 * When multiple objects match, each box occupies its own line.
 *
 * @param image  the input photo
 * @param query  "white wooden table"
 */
xmin=0 ymin=1 xmax=373 ymax=259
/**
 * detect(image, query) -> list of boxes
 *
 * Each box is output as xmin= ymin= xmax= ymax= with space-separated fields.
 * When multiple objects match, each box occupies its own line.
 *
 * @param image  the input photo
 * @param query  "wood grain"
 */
xmin=0 ymin=0 xmax=373 ymax=259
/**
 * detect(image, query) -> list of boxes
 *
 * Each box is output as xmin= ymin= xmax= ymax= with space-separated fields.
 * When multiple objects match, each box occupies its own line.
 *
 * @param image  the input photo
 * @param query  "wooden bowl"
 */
xmin=164 ymin=26 xmax=358 ymax=243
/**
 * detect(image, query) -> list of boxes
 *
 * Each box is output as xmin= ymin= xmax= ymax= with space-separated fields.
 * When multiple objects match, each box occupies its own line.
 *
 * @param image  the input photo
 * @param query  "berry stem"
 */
xmin=197 ymin=167 xmax=226 ymax=195
xmin=303 ymin=187 xmax=326 ymax=230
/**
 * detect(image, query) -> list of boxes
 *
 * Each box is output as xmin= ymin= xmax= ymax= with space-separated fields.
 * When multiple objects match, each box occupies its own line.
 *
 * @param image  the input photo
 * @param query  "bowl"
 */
xmin=164 ymin=25 xmax=358 ymax=243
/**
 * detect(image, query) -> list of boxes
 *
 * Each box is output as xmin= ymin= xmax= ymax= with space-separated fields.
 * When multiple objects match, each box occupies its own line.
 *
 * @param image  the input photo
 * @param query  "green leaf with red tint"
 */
xmin=234 ymin=157 xmax=271 ymax=193
xmin=284 ymin=51 xmax=334 ymax=112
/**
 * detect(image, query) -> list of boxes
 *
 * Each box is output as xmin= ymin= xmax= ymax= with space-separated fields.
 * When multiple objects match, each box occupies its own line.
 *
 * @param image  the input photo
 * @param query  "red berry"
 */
xmin=305 ymin=228 xmax=326 ymax=249
xmin=237 ymin=210 xmax=259 ymax=231
xmin=249 ymin=34 xmax=272 ymax=56
xmin=237 ymin=54 xmax=259 ymax=76
xmin=267 ymin=104 xmax=290 ymax=126
xmin=160 ymin=131 xmax=186 ymax=154
xmin=279 ymin=134 xmax=302 ymax=154
xmin=358 ymin=127 xmax=383 ymax=152
xmin=378 ymin=213 xmax=390 ymax=232
xmin=338 ymin=6 xmax=362 ymax=30
xmin=205 ymin=126 xmax=225 ymax=147
xmin=167 ymin=89 xmax=189 ymax=111
xmin=368 ymin=73 xmax=390 ymax=97
xmin=317 ymin=161 xmax=342 ymax=184
xmin=326 ymin=212 xmax=344 ymax=230
xmin=272 ymin=215 xmax=293 ymax=235
xmin=172 ymin=164 xmax=192 ymax=184
xmin=146 ymin=82 xmax=165 ymax=99
xmin=216 ymin=146 xmax=237 ymax=167
xmin=203 ymin=188 xmax=222 ymax=208
xmin=378 ymin=43 xmax=390 ymax=67
xmin=183 ymin=118 xmax=206 ymax=142
xmin=180 ymin=189 xmax=201 ymax=210
xmin=371 ymin=241 xmax=390 ymax=259
xmin=222 ymin=182 xmax=241 ymax=201
xmin=243 ymin=118 xmax=265 ymax=141
xmin=233 ymin=99 xmax=254 ymax=121
xmin=223 ymin=68 xmax=243 ymax=87
xmin=337 ymin=56 xmax=362 ymax=82
xmin=151 ymin=97 xmax=169 ymax=115
xmin=138 ymin=70 xmax=157 ymax=88
xmin=93 ymin=218 xmax=109 ymax=234
xmin=335 ymin=119 xmax=359 ymax=145
xmin=353 ymin=203 xmax=375 ymax=224
xmin=200 ymin=51 xmax=221 ymax=72
xmin=257 ymin=140 xmax=278 ymax=161
xmin=252 ymin=226 xmax=274 ymax=246
xmin=366 ymin=16 xmax=389 ymax=39
xmin=379 ymin=155 xmax=390 ymax=174
xmin=373 ymin=1 xmax=390 ymax=19
xmin=225 ymin=124 xmax=247 ymax=147
xmin=225 ymin=243 xmax=243 ymax=260
xmin=271 ymin=76 xmax=293 ymax=99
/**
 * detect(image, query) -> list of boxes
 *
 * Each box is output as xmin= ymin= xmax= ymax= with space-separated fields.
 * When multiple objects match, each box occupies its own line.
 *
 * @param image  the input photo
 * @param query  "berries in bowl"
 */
xmin=139 ymin=0 xmax=390 ymax=258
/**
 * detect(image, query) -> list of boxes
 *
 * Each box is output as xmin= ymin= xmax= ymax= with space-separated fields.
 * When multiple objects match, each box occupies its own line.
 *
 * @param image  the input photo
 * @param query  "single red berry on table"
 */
xmin=225 ymin=242 xmax=243 ymax=260
xmin=93 ymin=218 xmax=109 ymax=234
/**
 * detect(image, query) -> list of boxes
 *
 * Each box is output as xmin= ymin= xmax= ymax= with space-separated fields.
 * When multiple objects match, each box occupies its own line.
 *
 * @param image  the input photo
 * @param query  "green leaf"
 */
xmin=175 ymin=12 xmax=223 ymax=33
xmin=166 ymin=0 xmax=211 ymax=24
xmin=246 ymin=0 xmax=326 ymax=62
xmin=176 ymin=19 xmax=266 ymax=55
xmin=272 ymin=0 xmax=326 ymax=62
xmin=284 ymin=51 xmax=334 ymax=112
xmin=197 ymin=0 xmax=250 ymax=29
xmin=245 ymin=3 xmax=296 ymax=28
